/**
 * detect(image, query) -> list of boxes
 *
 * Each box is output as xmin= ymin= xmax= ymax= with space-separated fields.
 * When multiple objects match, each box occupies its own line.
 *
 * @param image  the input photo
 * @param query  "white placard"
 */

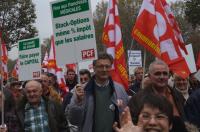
xmin=51 ymin=0 xmax=97 ymax=66
xmin=18 ymin=37 xmax=41 ymax=81
xmin=128 ymin=50 xmax=142 ymax=75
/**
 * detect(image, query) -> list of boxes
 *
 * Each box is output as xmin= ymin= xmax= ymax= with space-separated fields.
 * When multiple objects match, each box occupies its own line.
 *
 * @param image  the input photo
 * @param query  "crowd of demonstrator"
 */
xmin=0 ymin=53 xmax=200 ymax=132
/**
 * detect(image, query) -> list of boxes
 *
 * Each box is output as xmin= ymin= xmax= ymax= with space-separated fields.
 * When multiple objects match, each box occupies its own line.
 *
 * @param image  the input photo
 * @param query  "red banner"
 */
xmin=102 ymin=0 xmax=128 ymax=90
xmin=0 ymin=32 xmax=8 ymax=81
xmin=132 ymin=0 xmax=190 ymax=78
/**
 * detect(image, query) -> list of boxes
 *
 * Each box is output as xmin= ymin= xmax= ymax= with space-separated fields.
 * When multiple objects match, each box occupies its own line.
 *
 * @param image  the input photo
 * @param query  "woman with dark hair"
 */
xmin=114 ymin=92 xmax=174 ymax=132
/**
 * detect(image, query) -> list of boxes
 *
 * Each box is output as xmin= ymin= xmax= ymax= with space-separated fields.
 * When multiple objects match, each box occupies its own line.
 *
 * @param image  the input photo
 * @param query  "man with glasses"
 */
xmin=79 ymin=69 xmax=91 ymax=84
xmin=67 ymin=53 xmax=129 ymax=132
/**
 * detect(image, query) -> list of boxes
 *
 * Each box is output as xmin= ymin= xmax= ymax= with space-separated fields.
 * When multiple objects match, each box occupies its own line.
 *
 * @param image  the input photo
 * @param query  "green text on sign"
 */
xmin=52 ymin=0 xmax=89 ymax=18
xmin=19 ymin=38 xmax=39 ymax=51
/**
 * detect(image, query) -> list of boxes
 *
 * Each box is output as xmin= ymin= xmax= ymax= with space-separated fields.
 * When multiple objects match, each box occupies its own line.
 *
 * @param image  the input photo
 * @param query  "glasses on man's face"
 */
xmin=139 ymin=112 xmax=168 ymax=121
xmin=153 ymin=71 xmax=169 ymax=77
xmin=135 ymin=72 xmax=143 ymax=75
xmin=96 ymin=64 xmax=111 ymax=69
xmin=80 ymin=77 xmax=89 ymax=82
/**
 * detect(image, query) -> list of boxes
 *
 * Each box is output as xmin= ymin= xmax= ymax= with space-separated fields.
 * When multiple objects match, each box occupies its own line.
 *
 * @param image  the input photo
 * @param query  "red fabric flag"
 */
xmin=0 ymin=32 xmax=8 ymax=81
xmin=56 ymin=68 xmax=69 ymax=96
xmin=132 ymin=0 xmax=190 ymax=78
xmin=65 ymin=63 xmax=76 ymax=71
xmin=47 ymin=36 xmax=57 ymax=74
xmin=12 ymin=59 xmax=19 ymax=79
xmin=102 ymin=0 xmax=129 ymax=90
xmin=196 ymin=52 xmax=200 ymax=70
xmin=42 ymin=50 xmax=49 ymax=72
xmin=47 ymin=35 xmax=69 ymax=95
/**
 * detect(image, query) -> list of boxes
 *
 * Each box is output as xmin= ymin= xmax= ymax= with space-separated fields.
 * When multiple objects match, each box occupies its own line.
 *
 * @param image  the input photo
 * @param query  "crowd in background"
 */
xmin=0 ymin=53 xmax=200 ymax=132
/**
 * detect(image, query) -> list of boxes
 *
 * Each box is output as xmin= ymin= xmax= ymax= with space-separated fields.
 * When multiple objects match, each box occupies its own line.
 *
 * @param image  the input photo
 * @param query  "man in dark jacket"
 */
xmin=128 ymin=67 xmax=143 ymax=96
xmin=141 ymin=60 xmax=187 ymax=131
xmin=67 ymin=53 xmax=129 ymax=132
xmin=184 ymin=88 xmax=200 ymax=130
xmin=16 ymin=80 xmax=69 ymax=132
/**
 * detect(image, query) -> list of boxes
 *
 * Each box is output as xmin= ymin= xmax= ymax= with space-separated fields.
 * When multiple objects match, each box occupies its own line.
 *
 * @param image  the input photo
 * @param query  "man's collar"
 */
xmin=25 ymin=98 xmax=43 ymax=110
xmin=95 ymin=80 xmax=109 ymax=87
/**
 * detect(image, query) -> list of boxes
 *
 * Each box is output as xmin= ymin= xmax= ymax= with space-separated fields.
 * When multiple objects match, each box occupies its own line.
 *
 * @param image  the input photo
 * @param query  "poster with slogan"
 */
xmin=51 ymin=0 xmax=97 ymax=66
xmin=128 ymin=50 xmax=142 ymax=75
xmin=18 ymin=37 xmax=41 ymax=81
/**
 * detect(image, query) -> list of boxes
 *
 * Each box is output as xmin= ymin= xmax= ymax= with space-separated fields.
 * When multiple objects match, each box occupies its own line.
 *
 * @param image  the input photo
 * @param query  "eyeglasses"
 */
xmin=96 ymin=64 xmax=111 ymax=69
xmin=139 ymin=112 xmax=168 ymax=121
xmin=80 ymin=77 xmax=89 ymax=82
xmin=135 ymin=72 xmax=143 ymax=75
xmin=153 ymin=71 xmax=169 ymax=77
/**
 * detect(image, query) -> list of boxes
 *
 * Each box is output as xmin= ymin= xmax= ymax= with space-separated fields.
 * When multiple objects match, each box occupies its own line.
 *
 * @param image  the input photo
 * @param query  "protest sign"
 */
xmin=128 ymin=50 xmax=142 ymax=75
xmin=51 ymin=0 xmax=97 ymax=66
xmin=18 ymin=37 xmax=41 ymax=81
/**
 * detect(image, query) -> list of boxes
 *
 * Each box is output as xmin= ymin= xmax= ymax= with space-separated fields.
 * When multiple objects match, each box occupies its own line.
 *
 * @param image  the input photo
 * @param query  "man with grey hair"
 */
xmin=146 ymin=60 xmax=187 ymax=131
xmin=16 ymin=80 xmax=69 ymax=132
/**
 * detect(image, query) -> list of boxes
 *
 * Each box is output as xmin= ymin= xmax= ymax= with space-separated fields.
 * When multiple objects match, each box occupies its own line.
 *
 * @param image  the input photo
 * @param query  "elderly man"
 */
xmin=173 ymin=74 xmax=190 ymax=101
xmin=16 ymin=80 xmax=69 ymax=132
xmin=67 ymin=53 xmax=129 ymax=132
xmin=141 ymin=60 xmax=187 ymax=131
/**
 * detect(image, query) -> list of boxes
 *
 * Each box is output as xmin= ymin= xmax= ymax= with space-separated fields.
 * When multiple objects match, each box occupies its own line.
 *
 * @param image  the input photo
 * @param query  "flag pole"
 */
xmin=142 ymin=49 xmax=146 ymax=89
xmin=76 ymin=62 xmax=80 ymax=84
xmin=0 ymin=35 xmax=5 ymax=127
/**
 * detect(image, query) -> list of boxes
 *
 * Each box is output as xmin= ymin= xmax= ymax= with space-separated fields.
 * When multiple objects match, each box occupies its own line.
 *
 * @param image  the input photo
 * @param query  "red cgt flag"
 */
xmin=102 ymin=0 xmax=128 ymax=90
xmin=47 ymin=35 xmax=69 ymax=95
xmin=12 ymin=59 xmax=19 ymax=79
xmin=0 ymin=32 xmax=8 ymax=81
xmin=132 ymin=0 xmax=190 ymax=79
xmin=56 ymin=68 xmax=69 ymax=96
xmin=42 ymin=50 xmax=49 ymax=72
xmin=47 ymin=36 xmax=57 ymax=74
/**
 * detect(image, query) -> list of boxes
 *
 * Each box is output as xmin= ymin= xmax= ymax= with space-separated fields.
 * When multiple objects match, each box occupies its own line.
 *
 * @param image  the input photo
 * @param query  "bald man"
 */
xmin=16 ymin=80 xmax=69 ymax=132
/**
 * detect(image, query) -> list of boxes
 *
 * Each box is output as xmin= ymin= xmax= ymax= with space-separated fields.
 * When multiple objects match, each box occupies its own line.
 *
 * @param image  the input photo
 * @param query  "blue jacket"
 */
xmin=184 ymin=88 xmax=200 ymax=130
xmin=67 ymin=77 xmax=129 ymax=132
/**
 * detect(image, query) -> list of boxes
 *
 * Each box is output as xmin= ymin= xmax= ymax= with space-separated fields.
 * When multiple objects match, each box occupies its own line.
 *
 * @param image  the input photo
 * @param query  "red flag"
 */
xmin=47 ymin=36 xmax=57 ymax=74
xmin=42 ymin=50 xmax=49 ymax=72
xmin=102 ymin=0 xmax=128 ymax=90
xmin=0 ymin=32 xmax=8 ymax=81
xmin=196 ymin=52 xmax=200 ymax=70
xmin=132 ymin=0 xmax=190 ymax=78
xmin=12 ymin=59 xmax=19 ymax=79
xmin=47 ymin=35 xmax=69 ymax=95
xmin=56 ymin=68 xmax=69 ymax=96
xmin=66 ymin=63 xmax=76 ymax=71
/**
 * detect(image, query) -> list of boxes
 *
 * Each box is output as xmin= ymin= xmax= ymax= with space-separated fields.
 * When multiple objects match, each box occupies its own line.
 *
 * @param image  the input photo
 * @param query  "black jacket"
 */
xmin=16 ymin=96 xmax=69 ymax=132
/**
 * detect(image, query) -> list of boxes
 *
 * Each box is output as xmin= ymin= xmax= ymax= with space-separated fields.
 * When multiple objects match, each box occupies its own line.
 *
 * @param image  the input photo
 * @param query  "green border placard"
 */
xmin=52 ymin=0 xmax=89 ymax=18
xmin=18 ymin=38 xmax=39 ymax=51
